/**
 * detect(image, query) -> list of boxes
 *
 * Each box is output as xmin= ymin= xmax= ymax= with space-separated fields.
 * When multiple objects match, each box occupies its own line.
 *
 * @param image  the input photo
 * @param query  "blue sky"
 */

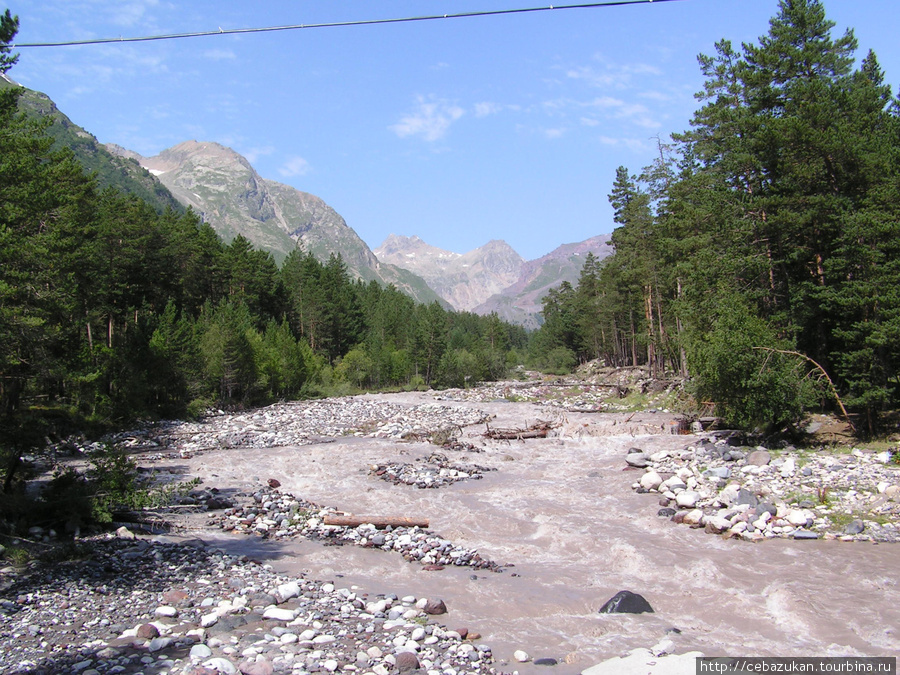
xmin=7 ymin=1 xmax=899 ymax=261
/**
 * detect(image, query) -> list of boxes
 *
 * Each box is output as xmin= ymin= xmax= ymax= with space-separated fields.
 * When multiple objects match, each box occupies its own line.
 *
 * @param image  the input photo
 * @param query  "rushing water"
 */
xmin=179 ymin=393 xmax=900 ymax=672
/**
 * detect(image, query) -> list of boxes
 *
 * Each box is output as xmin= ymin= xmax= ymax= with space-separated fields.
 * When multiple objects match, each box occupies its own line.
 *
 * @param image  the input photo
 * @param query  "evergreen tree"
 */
xmin=0 ymin=9 xmax=17 ymax=74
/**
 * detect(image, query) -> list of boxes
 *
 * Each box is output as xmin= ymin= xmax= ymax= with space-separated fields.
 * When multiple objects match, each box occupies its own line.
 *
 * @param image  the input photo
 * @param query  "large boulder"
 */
xmin=675 ymin=491 xmax=700 ymax=509
xmin=640 ymin=471 xmax=663 ymax=491
xmin=625 ymin=451 xmax=649 ymax=468
xmin=598 ymin=590 xmax=654 ymax=614
xmin=746 ymin=449 xmax=771 ymax=466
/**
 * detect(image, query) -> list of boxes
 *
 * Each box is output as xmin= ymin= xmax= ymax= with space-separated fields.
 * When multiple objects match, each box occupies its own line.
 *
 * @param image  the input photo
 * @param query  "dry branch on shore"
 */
xmin=482 ymin=420 xmax=558 ymax=440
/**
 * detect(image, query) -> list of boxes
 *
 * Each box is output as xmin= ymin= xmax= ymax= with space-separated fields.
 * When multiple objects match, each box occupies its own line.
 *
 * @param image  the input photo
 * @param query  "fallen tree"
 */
xmin=323 ymin=515 xmax=429 ymax=529
xmin=483 ymin=420 xmax=557 ymax=440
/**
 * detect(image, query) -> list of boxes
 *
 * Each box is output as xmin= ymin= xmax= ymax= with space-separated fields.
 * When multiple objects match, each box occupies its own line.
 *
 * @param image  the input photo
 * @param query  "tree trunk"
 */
xmin=323 ymin=515 xmax=429 ymax=529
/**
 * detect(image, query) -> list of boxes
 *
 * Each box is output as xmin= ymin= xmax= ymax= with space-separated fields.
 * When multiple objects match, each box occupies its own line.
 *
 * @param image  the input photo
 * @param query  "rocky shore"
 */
xmin=209 ymin=485 xmax=506 ymax=573
xmin=66 ymin=400 xmax=494 ymax=460
xmin=627 ymin=435 xmax=900 ymax=542
xmin=0 ymin=533 xmax=492 ymax=675
xmin=1 ymin=396 xmax=511 ymax=675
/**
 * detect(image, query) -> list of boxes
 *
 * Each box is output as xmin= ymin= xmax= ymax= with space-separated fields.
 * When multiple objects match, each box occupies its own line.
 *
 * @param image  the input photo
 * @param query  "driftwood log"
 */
xmin=323 ymin=515 xmax=429 ymax=529
xmin=483 ymin=420 xmax=557 ymax=440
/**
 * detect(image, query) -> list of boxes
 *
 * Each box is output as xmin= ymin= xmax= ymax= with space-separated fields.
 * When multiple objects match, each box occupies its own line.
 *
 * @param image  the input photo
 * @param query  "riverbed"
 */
xmin=160 ymin=391 xmax=900 ymax=672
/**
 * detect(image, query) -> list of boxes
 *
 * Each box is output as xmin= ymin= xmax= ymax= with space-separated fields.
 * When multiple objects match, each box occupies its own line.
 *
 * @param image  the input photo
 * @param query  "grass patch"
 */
xmin=2 ymin=546 xmax=32 ymax=567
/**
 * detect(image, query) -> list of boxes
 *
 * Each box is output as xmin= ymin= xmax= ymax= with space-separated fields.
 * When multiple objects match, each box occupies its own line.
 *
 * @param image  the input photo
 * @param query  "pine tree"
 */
xmin=0 ymin=9 xmax=17 ymax=74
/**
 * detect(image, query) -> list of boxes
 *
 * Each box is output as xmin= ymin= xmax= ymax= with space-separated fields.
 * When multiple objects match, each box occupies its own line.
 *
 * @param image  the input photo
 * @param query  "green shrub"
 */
xmin=541 ymin=347 xmax=577 ymax=375
xmin=3 ymin=546 xmax=31 ymax=566
xmin=688 ymin=295 xmax=818 ymax=431
xmin=33 ymin=445 xmax=199 ymax=530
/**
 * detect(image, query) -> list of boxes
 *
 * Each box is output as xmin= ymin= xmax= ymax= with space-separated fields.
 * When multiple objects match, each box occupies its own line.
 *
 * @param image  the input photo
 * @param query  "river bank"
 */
xmin=2 ymin=382 xmax=899 ymax=674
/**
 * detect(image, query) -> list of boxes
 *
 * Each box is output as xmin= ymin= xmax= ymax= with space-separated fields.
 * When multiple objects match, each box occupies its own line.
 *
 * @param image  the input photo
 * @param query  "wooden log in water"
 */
xmin=323 ymin=515 xmax=429 ymax=529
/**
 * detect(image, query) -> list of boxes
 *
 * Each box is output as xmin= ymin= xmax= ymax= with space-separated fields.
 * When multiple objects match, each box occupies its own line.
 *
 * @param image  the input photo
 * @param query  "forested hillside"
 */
xmin=0 ymin=76 xmax=183 ymax=215
xmin=531 ymin=0 xmax=900 ymax=435
xmin=0 ymin=10 xmax=526 ymax=487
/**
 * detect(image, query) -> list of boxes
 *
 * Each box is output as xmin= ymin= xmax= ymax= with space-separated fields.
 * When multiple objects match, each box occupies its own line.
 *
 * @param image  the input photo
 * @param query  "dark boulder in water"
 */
xmin=598 ymin=590 xmax=654 ymax=614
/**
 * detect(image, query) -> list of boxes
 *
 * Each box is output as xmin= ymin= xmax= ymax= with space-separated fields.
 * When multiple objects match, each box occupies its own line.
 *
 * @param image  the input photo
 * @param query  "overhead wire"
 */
xmin=10 ymin=0 xmax=685 ymax=49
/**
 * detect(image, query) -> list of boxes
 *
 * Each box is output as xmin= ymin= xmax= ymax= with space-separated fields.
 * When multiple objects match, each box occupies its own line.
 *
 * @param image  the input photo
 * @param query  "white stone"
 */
xmin=663 ymin=477 xmax=687 ymax=492
xmin=729 ymin=521 xmax=748 ymax=534
xmin=147 ymin=637 xmax=173 ymax=652
xmin=154 ymin=606 xmax=178 ymax=618
xmin=582 ymin=648 xmax=705 ymax=675
xmin=705 ymin=516 xmax=731 ymax=533
xmin=780 ymin=457 xmax=795 ymax=477
xmin=514 ymin=650 xmax=531 ymax=663
xmin=752 ymin=517 xmax=769 ymax=531
xmin=651 ymin=638 xmax=675 ymax=656
xmin=682 ymin=509 xmax=704 ymax=525
xmin=675 ymin=491 xmax=700 ymax=508
xmin=785 ymin=509 xmax=813 ymax=527
xmin=278 ymin=582 xmax=301 ymax=601
xmin=640 ymin=471 xmax=663 ymax=491
xmin=201 ymin=612 xmax=219 ymax=628
xmin=262 ymin=607 xmax=296 ymax=621
xmin=204 ymin=657 xmax=238 ymax=674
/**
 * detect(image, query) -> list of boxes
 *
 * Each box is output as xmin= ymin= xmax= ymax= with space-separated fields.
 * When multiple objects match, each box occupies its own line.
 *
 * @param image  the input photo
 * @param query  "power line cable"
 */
xmin=11 ymin=0 xmax=685 ymax=49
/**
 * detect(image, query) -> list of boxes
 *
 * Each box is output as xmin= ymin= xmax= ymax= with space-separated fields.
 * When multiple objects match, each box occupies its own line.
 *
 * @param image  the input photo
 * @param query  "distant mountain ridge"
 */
xmin=374 ymin=235 xmax=524 ymax=312
xmin=474 ymin=235 xmax=615 ymax=328
xmin=377 ymin=234 xmax=613 ymax=328
xmin=5 ymin=77 xmax=610 ymax=321
xmin=107 ymin=141 xmax=444 ymax=305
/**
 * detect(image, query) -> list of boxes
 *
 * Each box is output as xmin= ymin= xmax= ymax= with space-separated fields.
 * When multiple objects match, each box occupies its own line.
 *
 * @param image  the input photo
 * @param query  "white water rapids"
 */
xmin=167 ymin=392 xmax=900 ymax=672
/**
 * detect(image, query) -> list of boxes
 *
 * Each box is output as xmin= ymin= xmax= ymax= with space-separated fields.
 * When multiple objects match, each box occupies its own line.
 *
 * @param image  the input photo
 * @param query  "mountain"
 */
xmin=3 ymin=76 xmax=602 ymax=316
xmin=474 ymin=235 xmax=615 ymax=328
xmin=377 ymin=232 xmax=613 ymax=328
xmin=110 ymin=141 xmax=443 ymax=305
xmin=374 ymin=235 xmax=524 ymax=312
xmin=0 ymin=76 xmax=182 ymax=214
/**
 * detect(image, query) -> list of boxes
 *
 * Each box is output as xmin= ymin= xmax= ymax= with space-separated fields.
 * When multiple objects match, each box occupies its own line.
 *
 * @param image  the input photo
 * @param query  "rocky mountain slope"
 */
xmin=378 ymin=234 xmax=613 ymax=327
xmin=374 ymin=235 xmax=524 ymax=312
xmin=5 ymin=75 xmax=607 ymax=317
xmin=475 ymin=235 xmax=615 ymax=328
xmin=110 ymin=141 xmax=442 ymax=305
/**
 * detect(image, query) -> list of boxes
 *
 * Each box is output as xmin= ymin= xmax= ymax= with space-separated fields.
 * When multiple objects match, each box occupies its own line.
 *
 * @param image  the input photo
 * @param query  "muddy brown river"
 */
xmin=166 ymin=392 xmax=900 ymax=672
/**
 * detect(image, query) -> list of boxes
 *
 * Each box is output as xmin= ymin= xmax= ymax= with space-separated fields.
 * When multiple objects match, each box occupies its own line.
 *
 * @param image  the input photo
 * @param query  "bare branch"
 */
xmin=752 ymin=347 xmax=855 ymax=432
